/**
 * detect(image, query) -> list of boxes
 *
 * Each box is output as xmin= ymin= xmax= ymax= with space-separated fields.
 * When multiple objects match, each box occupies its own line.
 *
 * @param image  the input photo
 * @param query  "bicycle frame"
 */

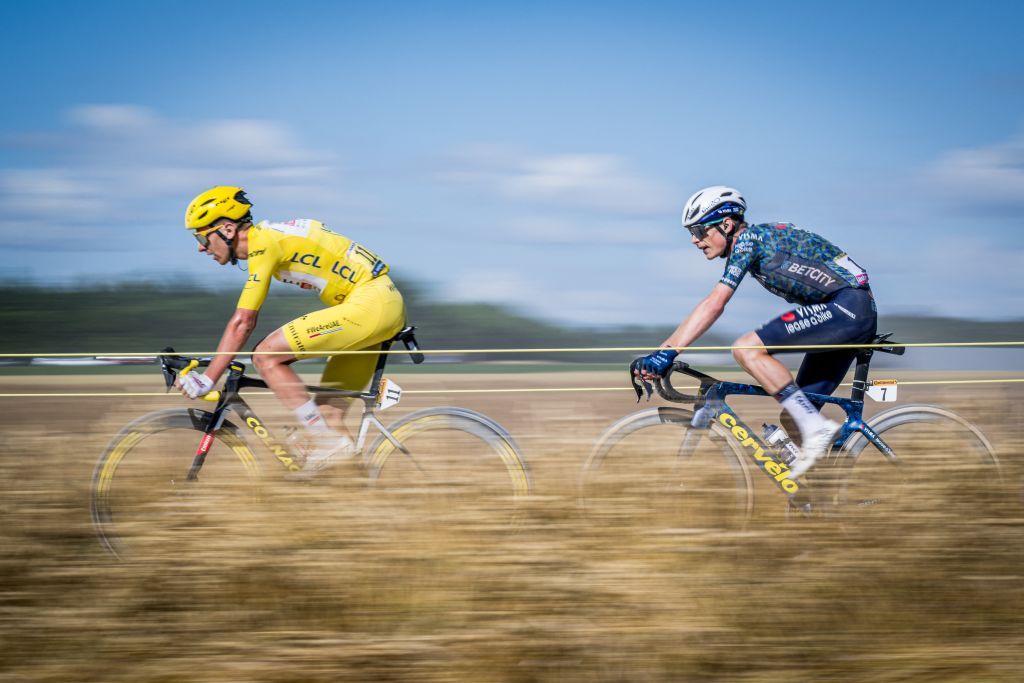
xmin=650 ymin=339 xmax=905 ymax=507
xmin=164 ymin=328 xmax=424 ymax=478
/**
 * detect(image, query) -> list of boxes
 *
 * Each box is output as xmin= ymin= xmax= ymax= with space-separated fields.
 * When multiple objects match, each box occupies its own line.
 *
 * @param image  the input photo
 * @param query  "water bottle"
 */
xmin=283 ymin=426 xmax=311 ymax=459
xmin=762 ymin=423 xmax=801 ymax=466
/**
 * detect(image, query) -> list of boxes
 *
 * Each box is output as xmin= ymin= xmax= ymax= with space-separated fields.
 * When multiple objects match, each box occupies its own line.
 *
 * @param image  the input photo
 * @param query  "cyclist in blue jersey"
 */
xmin=637 ymin=186 xmax=877 ymax=479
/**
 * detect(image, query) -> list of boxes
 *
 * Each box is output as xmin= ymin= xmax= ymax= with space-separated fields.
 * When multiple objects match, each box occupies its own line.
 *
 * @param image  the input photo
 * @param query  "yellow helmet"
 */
xmin=184 ymin=186 xmax=253 ymax=230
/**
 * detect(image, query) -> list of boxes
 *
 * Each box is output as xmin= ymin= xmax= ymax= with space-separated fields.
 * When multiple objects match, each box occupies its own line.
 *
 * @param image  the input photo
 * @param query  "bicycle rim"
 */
xmin=365 ymin=408 xmax=530 ymax=526
xmin=580 ymin=407 xmax=753 ymax=539
xmin=91 ymin=409 xmax=260 ymax=559
xmin=837 ymin=405 xmax=1000 ymax=527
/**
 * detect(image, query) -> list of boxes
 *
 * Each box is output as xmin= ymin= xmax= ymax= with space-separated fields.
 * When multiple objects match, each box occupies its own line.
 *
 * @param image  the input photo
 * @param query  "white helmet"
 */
xmin=681 ymin=185 xmax=746 ymax=228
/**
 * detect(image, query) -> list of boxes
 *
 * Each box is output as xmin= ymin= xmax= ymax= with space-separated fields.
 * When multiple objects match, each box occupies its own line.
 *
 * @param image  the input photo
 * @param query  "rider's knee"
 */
xmin=732 ymin=332 xmax=763 ymax=364
xmin=252 ymin=342 xmax=279 ymax=373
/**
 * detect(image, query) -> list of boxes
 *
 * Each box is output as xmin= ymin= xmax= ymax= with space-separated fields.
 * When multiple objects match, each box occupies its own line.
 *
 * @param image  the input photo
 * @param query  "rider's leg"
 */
xmin=733 ymin=330 xmax=836 ymax=437
xmin=733 ymin=329 xmax=838 ymax=478
xmin=743 ymin=290 xmax=877 ymax=476
xmin=731 ymin=330 xmax=794 ymax=394
xmin=316 ymin=343 xmax=384 ymax=439
xmin=779 ymin=349 xmax=857 ymax=443
xmin=251 ymin=329 xmax=346 ymax=437
xmin=272 ymin=276 xmax=405 ymax=466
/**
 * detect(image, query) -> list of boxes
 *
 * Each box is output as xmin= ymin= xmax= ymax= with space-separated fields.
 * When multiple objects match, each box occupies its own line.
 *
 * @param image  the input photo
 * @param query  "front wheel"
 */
xmin=835 ymin=404 xmax=1000 ymax=526
xmin=91 ymin=409 xmax=261 ymax=559
xmin=579 ymin=407 xmax=754 ymax=539
xmin=365 ymin=408 xmax=531 ymax=524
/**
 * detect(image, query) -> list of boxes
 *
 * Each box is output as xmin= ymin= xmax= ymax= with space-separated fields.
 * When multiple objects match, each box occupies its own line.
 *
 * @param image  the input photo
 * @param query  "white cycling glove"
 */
xmin=181 ymin=371 xmax=215 ymax=399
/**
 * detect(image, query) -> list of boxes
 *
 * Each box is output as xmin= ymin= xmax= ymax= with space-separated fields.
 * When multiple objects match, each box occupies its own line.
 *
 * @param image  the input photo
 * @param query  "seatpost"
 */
xmin=850 ymin=349 xmax=873 ymax=403
xmin=367 ymin=340 xmax=395 ymax=396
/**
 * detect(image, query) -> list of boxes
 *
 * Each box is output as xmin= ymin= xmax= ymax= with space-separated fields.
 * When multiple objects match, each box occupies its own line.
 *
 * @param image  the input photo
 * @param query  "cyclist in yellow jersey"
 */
xmin=176 ymin=186 xmax=405 ymax=477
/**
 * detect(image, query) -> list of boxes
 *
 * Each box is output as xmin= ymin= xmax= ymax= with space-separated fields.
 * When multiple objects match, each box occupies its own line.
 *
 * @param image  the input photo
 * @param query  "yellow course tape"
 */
xmin=3 ymin=341 xmax=1024 ymax=357
xmin=3 ymin=378 xmax=1024 ymax=399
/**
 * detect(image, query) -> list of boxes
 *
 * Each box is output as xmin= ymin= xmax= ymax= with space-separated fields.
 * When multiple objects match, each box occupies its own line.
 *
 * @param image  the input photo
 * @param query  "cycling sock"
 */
xmin=774 ymin=382 xmax=828 ymax=438
xmin=294 ymin=398 xmax=334 ymax=434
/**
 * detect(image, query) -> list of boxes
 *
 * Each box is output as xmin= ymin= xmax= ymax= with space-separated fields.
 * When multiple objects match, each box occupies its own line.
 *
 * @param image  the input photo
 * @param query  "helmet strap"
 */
xmin=210 ymin=228 xmax=238 ymax=266
xmin=712 ymin=225 xmax=734 ymax=259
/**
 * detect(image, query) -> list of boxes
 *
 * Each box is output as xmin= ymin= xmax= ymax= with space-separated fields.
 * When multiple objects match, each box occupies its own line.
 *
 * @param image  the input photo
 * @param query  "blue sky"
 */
xmin=2 ymin=0 xmax=1022 ymax=331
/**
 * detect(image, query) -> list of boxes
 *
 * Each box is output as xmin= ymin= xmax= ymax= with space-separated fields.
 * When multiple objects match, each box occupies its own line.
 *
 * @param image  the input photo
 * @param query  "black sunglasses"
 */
xmin=687 ymin=219 xmax=725 ymax=241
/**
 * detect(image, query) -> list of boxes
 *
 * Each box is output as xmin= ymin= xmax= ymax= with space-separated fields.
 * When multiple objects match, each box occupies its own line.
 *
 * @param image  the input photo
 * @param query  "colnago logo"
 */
xmin=784 ymin=304 xmax=833 ymax=334
xmin=245 ymin=416 xmax=300 ymax=471
xmin=785 ymin=262 xmax=836 ymax=287
xmin=719 ymin=413 xmax=799 ymax=493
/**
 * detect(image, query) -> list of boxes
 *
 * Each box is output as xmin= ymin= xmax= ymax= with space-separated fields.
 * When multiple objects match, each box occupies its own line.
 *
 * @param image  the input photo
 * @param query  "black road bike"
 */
xmin=579 ymin=334 xmax=1000 ymax=534
xmin=92 ymin=327 xmax=531 ymax=558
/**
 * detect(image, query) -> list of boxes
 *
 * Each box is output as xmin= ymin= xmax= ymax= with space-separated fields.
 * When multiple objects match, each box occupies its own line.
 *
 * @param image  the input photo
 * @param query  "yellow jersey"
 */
xmin=237 ymin=219 xmax=389 ymax=311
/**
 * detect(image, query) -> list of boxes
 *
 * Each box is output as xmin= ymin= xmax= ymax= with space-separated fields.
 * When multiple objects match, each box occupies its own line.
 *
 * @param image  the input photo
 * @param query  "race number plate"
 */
xmin=376 ymin=378 xmax=403 ymax=410
xmin=867 ymin=379 xmax=898 ymax=403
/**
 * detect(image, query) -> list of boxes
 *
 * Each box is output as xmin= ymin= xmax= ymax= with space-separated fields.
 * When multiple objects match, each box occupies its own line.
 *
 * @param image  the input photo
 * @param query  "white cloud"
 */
xmin=442 ymin=145 xmax=675 ymax=215
xmin=0 ymin=104 xmax=344 ymax=247
xmin=922 ymin=131 xmax=1024 ymax=212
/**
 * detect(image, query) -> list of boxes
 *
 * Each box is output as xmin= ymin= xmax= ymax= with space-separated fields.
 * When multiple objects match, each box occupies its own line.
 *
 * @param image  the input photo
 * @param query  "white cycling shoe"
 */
xmin=786 ymin=420 xmax=840 ymax=480
xmin=287 ymin=436 xmax=355 ymax=481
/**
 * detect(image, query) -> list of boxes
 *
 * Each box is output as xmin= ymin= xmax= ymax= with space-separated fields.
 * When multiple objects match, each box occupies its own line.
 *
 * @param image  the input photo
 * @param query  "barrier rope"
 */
xmin=2 ymin=340 xmax=1024 ymax=358
xmin=2 ymin=378 xmax=1024 ymax=399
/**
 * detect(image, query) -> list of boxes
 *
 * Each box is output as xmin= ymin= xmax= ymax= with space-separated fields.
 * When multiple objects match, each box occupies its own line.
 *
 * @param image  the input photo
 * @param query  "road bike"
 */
xmin=579 ymin=334 xmax=1000 ymax=534
xmin=91 ymin=327 xmax=531 ymax=558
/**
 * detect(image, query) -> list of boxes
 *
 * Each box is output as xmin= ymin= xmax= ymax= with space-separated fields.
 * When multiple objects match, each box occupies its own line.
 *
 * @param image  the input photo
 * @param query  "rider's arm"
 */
xmin=660 ymin=283 xmax=734 ymax=350
xmin=204 ymin=307 xmax=260 ymax=383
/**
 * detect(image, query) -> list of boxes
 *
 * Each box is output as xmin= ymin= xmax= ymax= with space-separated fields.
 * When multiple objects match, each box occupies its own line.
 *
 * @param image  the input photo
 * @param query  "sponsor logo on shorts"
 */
xmin=834 ymin=303 xmax=857 ymax=319
xmin=783 ymin=304 xmax=833 ymax=334
xmin=306 ymin=321 xmax=344 ymax=339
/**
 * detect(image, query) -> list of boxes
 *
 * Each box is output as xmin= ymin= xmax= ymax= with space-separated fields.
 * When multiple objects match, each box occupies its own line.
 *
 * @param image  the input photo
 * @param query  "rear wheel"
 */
xmin=836 ymin=405 xmax=1000 ymax=527
xmin=365 ymin=408 xmax=531 ymax=527
xmin=91 ymin=409 xmax=261 ymax=559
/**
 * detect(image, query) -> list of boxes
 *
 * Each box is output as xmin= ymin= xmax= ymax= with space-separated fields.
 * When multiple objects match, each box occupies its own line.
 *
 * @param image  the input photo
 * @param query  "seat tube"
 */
xmin=368 ymin=341 xmax=394 ymax=392
xmin=850 ymin=350 xmax=872 ymax=402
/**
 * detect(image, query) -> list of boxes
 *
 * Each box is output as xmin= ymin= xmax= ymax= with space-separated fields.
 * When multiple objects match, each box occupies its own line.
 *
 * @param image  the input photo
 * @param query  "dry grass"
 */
xmin=1 ymin=371 xmax=1023 ymax=682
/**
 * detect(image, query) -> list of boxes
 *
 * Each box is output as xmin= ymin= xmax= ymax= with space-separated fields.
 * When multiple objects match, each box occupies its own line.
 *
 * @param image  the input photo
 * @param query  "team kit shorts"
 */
xmin=281 ymin=275 xmax=406 ymax=392
xmin=754 ymin=287 xmax=877 ymax=398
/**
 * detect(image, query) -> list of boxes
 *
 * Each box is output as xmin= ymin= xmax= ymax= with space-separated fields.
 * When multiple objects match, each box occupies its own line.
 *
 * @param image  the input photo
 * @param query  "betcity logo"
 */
xmin=786 ymin=263 xmax=836 ymax=287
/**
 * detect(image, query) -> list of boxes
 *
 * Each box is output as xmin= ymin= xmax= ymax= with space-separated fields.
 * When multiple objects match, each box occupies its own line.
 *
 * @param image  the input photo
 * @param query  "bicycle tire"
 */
xmin=835 ymin=404 xmax=1000 ymax=524
xmin=91 ymin=409 xmax=261 ymax=559
xmin=365 ymin=407 xmax=531 ymax=520
xmin=579 ymin=407 xmax=754 ymax=536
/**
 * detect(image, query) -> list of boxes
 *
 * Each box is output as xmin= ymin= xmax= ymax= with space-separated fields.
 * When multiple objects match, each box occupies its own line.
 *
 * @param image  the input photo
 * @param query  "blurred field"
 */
xmin=2 ymin=370 xmax=1023 ymax=682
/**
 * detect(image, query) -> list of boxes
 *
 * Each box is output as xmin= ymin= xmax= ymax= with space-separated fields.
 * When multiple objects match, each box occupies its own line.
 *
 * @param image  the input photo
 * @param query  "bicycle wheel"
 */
xmin=835 ymin=404 xmax=1000 ymax=526
xmin=579 ymin=407 xmax=753 ymax=537
xmin=365 ymin=408 xmax=531 ymax=524
xmin=91 ymin=409 xmax=261 ymax=559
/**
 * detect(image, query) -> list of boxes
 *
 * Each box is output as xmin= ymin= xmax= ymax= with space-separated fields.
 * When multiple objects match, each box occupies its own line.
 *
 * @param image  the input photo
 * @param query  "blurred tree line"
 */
xmin=0 ymin=279 xmax=709 ymax=363
xmin=2 ymin=279 xmax=1022 ymax=362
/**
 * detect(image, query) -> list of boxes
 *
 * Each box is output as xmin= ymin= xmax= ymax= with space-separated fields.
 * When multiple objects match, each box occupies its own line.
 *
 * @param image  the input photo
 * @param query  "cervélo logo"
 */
xmin=719 ymin=413 xmax=798 ymax=493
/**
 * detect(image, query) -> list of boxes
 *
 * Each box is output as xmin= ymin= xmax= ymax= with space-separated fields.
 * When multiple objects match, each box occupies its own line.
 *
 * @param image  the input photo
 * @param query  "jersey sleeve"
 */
xmin=236 ymin=230 xmax=275 ymax=311
xmin=719 ymin=234 xmax=758 ymax=290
